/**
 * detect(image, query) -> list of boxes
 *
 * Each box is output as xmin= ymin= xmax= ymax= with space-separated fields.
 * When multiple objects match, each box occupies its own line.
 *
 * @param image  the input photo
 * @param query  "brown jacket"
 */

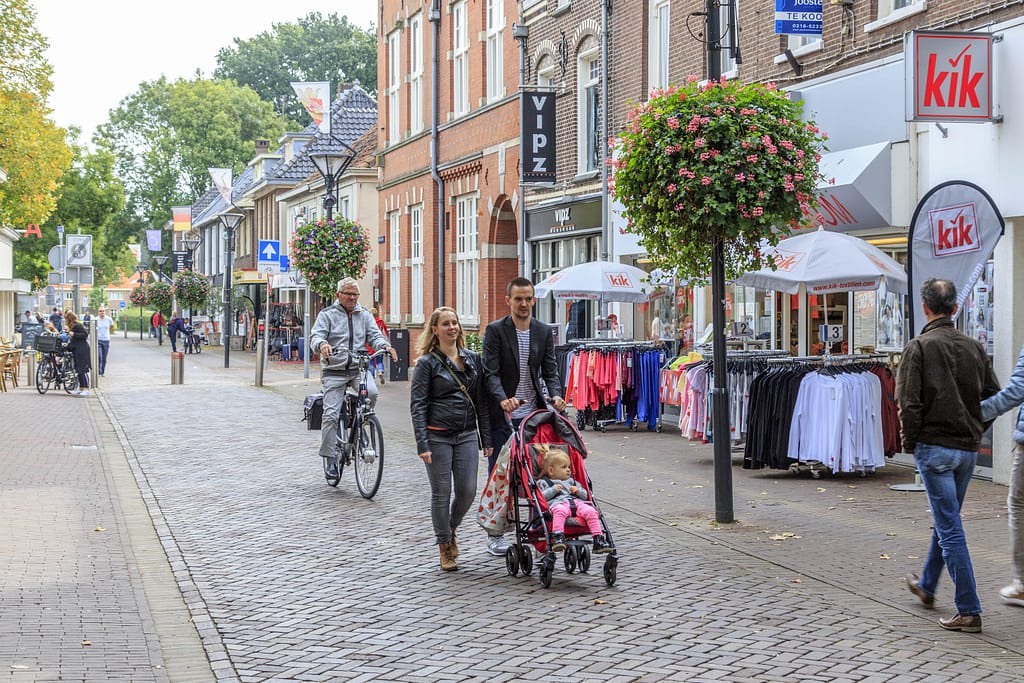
xmin=896 ymin=317 xmax=1000 ymax=453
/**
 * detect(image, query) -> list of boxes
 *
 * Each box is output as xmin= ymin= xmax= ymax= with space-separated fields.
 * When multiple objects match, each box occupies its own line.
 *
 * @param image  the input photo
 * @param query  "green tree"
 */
xmin=214 ymin=12 xmax=376 ymax=125
xmin=95 ymin=76 xmax=285 ymax=230
xmin=0 ymin=0 xmax=53 ymax=96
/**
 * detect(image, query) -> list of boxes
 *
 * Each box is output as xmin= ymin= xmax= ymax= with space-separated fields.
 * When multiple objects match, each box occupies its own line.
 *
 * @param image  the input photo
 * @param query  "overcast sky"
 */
xmin=32 ymin=0 xmax=378 ymax=141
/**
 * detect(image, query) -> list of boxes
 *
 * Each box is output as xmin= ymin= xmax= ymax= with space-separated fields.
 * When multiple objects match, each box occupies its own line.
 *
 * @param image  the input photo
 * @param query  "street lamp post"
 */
xmin=153 ymin=255 xmax=169 ymax=346
xmin=307 ymin=143 xmax=357 ymax=379
xmin=180 ymin=236 xmax=202 ymax=324
xmin=135 ymin=264 xmax=145 ymax=340
xmin=218 ymin=212 xmax=245 ymax=368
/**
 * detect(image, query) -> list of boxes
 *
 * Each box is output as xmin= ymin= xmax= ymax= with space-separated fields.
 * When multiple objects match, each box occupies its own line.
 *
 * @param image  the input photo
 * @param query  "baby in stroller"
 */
xmin=536 ymin=445 xmax=614 ymax=554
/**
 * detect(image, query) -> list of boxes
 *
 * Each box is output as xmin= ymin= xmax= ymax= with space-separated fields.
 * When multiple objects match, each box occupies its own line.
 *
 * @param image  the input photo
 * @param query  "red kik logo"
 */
xmin=930 ymin=203 xmax=980 ymax=257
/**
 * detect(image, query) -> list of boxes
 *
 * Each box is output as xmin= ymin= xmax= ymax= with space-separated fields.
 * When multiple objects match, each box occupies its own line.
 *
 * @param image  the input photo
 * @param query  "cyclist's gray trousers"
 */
xmin=319 ymin=371 xmax=378 ymax=458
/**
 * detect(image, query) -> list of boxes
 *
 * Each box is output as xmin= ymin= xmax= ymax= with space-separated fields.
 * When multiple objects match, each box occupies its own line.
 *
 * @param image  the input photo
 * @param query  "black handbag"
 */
xmin=303 ymin=392 xmax=324 ymax=430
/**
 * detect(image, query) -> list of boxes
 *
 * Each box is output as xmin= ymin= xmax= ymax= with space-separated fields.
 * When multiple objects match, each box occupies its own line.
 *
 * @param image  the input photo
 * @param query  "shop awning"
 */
xmin=811 ymin=142 xmax=892 ymax=232
xmin=0 ymin=278 xmax=31 ymax=293
xmin=270 ymin=271 xmax=306 ymax=291
xmin=233 ymin=269 xmax=269 ymax=285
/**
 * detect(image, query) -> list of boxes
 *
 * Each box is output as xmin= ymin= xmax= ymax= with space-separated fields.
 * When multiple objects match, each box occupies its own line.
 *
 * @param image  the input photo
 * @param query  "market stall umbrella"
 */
xmin=534 ymin=261 xmax=653 ymax=303
xmin=733 ymin=227 xmax=908 ymax=295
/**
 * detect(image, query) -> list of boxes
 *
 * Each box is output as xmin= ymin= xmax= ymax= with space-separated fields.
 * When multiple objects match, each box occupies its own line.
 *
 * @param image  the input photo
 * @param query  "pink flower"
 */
xmin=746 ymin=154 xmax=758 ymax=163
xmin=735 ymin=173 xmax=746 ymax=182
xmin=667 ymin=183 xmax=677 ymax=193
xmin=694 ymin=138 xmax=706 ymax=148
xmin=700 ymin=152 xmax=710 ymax=161
xmin=666 ymin=117 xmax=680 ymax=129
xmin=701 ymin=176 xmax=712 ymax=185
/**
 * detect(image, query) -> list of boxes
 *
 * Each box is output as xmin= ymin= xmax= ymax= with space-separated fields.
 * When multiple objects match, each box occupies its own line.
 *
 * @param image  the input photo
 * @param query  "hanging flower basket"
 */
xmin=130 ymin=287 xmax=149 ymax=307
xmin=173 ymin=270 xmax=210 ymax=310
xmin=290 ymin=218 xmax=372 ymax=299
xmin=147 ymin=281 xmax=174 ymax=315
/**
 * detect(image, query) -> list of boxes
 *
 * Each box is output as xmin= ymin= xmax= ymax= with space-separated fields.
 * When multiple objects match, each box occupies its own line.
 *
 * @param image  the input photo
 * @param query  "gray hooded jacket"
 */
xmin=309 ymin=302 xmax=389 ymax=375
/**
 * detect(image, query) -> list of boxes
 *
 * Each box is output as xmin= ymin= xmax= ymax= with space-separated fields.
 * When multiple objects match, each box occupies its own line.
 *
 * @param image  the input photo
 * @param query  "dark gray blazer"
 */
xmin=482 ymin=315 xmax=562 ymax=422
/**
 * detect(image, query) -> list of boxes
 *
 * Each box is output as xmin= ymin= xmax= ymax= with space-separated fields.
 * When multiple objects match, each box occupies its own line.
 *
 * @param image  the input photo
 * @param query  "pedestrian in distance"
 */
xmin=411 ymin=306 xmax=492 ymax=571
xmin=49 ymin=307 xmax=63 ymax=332
xmin=64 ymin=310 xmax=91 ymax=397
xmin=980 ymin=341 xmax=1024 ymax=607
xmin=167 ymin=311 xmax=187 ymax=353
xmin=22 ymin=310 xmax=32 ymax=324
xmin=151 ymin=311 xmax=166 ymax=344
xmin=82 ymin=310 xmax=92 ymax=324
xmin=95 ymin=307 xmax=114 ymax=376
xmin=34 ymin=310 xmax=44 ymax=324
xmin=369 ymin=307 xmax=390 ymax=385
xmin=481 ymin=276 xmax=566 ymax=556
xmin=897 ymin=278 xmax=1000 ymax=633
xmin=535 ymin=445 xmax=613 ymax=554
xmin=309 ymin=278 xmax=397 ymax=479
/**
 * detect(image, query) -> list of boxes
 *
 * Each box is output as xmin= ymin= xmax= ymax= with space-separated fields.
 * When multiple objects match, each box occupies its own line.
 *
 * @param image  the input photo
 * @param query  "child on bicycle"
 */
xmin=536 ymin=445 xmax=613 ymax=554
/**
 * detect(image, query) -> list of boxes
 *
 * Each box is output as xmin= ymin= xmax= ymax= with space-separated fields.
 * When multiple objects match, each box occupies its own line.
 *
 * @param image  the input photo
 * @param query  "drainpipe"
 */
xmin=600 ymin=0 xmax=611 ymax=323
xmin=429 ymin=0 xmax=445 ymax=307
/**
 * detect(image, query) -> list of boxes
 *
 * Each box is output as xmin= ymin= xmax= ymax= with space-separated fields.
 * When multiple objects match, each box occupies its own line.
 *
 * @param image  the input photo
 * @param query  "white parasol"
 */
xmin=534 ymin=261 xmax=652 ymax=303
xmin=733 ymin=227 xmax=907 ymax=295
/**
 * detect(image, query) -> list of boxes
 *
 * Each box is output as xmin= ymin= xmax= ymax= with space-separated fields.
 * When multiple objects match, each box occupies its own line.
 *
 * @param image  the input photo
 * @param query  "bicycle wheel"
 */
xmin=36 ymin=356 xmax=54 ymax=394
xmin=62 ymin=365 xmax=79 ymax=394
xmin=354 ymin=413 xmax=384 ymax=499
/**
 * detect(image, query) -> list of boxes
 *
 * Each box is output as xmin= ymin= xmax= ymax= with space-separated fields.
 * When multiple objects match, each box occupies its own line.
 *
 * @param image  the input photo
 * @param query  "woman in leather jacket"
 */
xmin=410 ymin=307 xmax=492 ymax=571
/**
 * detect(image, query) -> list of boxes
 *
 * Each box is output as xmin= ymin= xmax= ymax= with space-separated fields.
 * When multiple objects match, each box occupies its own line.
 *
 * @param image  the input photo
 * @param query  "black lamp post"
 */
xmin=180 ymin=236 xmax=202 ymax=324
xmin=218 ymin=212 xmax=245 ymax=368
xmin=135 ymin=264 xmax=145 ymax=340
xmin=309 ymin=141 xmax=357 ymax=223
xmin=152 ymin=255 xmax=169 ymax=346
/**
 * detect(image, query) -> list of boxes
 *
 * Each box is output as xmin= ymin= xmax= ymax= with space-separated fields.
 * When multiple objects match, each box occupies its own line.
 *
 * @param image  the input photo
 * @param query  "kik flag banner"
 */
xmin=146 ymin=229 xmax=162 ymax=252
xmin=208 ymin=168 xmax=233 ymax=204
xmin=907 ymin=180 xmax=1004 ymax=337
xmin=291 ymin=81 xmax=331 ymax=134
xmin=172 ymin=206 xmax=192 ymax=232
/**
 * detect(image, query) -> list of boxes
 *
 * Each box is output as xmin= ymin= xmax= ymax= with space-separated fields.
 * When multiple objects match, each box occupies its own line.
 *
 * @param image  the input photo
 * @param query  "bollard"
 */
xmin=26 ymin=352 xmax=35 ymax=387
xmin=170 ymin=351 xmax=184 ymax=384
xmin=254 ymin=338 xmax=265 ymax=387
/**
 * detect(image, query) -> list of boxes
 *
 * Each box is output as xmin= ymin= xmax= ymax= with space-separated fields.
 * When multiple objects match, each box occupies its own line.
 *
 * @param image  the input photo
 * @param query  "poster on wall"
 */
xmin=965 ymin=260 xmax=994 ymax=355
xmin=875 ymin=280 xmax=905 ymax=352
xmin=854 ymin=290 xmax=877 ymax=350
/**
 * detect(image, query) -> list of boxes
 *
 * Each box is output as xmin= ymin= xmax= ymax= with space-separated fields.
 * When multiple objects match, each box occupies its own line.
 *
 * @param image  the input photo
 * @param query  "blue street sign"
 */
xmin=119 ymin=300 xmax=127 ymax=310
xmin=774 ymin=0 xmax=822 ymax=35
xmin=280 ymin=255 xmax=290 ymax=273
xmin=258 ymin=240 xmax=280 ymax=263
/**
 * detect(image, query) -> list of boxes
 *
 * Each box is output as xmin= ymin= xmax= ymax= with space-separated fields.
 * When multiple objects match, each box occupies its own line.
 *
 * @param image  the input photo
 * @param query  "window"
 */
xmin=486 ymin=0 xmax=504 ymax=102
xmin=452 ymin=1 xmax=469 ymax=116
xmin=388 ymin=211 xmax=401 ymax=324
xmin=409 ymin=13 xmax=424 ymax=134
xmin=387 ymin=30 xmax=401 ymax=144
xmin=650 ymin=0 xmax=671 ymax=90
xmin=577 ymin=51 xmax=602 ymax=174
xmin=537 ymin=61 xmax=554 ymax=89
xmin=410 ymin=204 xmax=424 ymax=323
xmin=338 ymin=195 xmax=352 ymax=221
xmin=788 ymin=34 xmax=820 ymax=51
xmin=455 ymin=195 xmax=479 ymax=323
xmin=718 ymin=0 xmax=738 ymax=77
xmin=866 ymin=0 xmax=927 ymax=32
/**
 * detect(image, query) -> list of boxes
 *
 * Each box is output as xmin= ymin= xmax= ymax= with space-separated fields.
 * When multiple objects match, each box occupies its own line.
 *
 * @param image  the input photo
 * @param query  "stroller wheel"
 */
xmin=603 ymin=556 xmax=618 ymax=587
xmin=518 ymin=545 xmax=534 ymax=576
xmin=579 ymin=545 xmax=592 ymax=573
xmin=505 ymin=547 xmax=520 ymax=577
xmin=539 ymin=558 xmax=554 ymax=589
xmin=564 ymin=546 xmax=578 ymax=574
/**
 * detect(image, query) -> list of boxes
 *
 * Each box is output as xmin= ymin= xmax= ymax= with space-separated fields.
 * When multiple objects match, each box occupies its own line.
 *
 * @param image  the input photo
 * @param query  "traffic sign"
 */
xmin=258 ymin=240 xmax=280 ymax=263
xmin=280 ymin=255 xmax=290 ymax=273
xmin=119 ymin=300 xmax=127 ymax=310
xmin=47 ymin=245 xmax=66 ymax=271
xmin=66 ymin=234 xmax=93 ymax=267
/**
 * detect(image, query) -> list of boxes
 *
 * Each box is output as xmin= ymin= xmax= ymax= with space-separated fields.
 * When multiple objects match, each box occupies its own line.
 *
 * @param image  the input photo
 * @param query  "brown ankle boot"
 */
xmin=449 ymin=528 xmax=459 ymax=559
xmin=439 ymin=542 xmax=457 ymax=571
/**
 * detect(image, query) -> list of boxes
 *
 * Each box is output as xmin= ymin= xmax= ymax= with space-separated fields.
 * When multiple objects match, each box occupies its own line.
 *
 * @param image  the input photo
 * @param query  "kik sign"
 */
xmin=522 ymin=90 xmax=556 ymax=184
xmin=604 ymin=272 xmax=635 ymax=288
xmin=772 ymin=249 xmax=806 ymax=272
xmin=929 ymin=203 xmax=980 ymax=257
xmin=909 ymin=31 xmax=993 ymax=122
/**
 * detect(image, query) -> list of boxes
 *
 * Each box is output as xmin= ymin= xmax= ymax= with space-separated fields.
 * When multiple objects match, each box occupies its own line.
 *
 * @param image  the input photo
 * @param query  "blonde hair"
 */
xmin=64 ymin=310 xmax=79 ymax=325
xmin=414 ymin=307 xmax=465 ymax=358
xmin=538 ymin=445 xmax=571 ymax=478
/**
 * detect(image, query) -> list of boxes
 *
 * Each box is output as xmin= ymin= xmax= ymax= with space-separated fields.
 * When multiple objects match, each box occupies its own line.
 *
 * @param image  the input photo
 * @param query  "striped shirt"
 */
xmin=511 ymin=329 xmax=536 ymax=419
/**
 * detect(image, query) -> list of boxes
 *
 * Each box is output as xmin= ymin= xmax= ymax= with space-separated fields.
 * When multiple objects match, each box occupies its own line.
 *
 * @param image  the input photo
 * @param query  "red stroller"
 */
xmin=503 ymin=409 xmax=618 ymax=588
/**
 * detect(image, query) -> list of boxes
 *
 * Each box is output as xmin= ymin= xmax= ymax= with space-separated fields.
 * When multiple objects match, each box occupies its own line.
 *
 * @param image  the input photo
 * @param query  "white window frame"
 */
xmin=410 ymin=204 xmax=424 ymax=324
xmin=537 ymin=62 xmax=555 ymax=89
xmin=649 ymin=0 xmax=671 ymax=90
xmin=865 ymin=0 xmax=927 ymax=33
xmin=409 ymin=13 xmax=424 ymax=134
xmin=455 ymin=194 xmax=479 ymax=324
xmin=452 ymin=0 xmax=470 ymax=117
xmin=387 ymin=30 xmax=401 ymax=144
xmin=486 ymin=0 xmax=505 ymax=102
xmin=774 ymin=35 xmax=824 ymax=66
xmin=577 ymin=49 xmax=601 ymax=175
xmin=719 ymin=0 xmax=738 ymax=79
xmin=388 ymin=211 xmax=401 ymax=325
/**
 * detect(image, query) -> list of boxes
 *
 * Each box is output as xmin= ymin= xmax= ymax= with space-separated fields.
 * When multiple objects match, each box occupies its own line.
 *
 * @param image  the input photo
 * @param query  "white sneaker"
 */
xmin=71 ymin=389 xmax=81 ymax=396
xmin=79 ymin=390 xmax=90 ymax=397
xmin=486 ymin=536 xmax=511 ymax=556
xmin=1000 ymin=580 xmax=1024 ymax=606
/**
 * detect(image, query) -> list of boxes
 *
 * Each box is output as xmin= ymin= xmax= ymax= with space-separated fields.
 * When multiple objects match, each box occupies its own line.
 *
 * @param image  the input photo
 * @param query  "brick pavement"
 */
xmin=3 ymin=335 xmax=1024 ymax=681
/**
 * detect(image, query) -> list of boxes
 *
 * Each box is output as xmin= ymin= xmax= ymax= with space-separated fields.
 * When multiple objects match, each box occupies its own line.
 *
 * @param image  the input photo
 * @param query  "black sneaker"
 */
xmin=324 ymin=457 xmax=339 ymax=478
xmin=550 ymin=532 xmax=566 ymax=552
xmin=593 ymin=534 xmax=615 ymax=554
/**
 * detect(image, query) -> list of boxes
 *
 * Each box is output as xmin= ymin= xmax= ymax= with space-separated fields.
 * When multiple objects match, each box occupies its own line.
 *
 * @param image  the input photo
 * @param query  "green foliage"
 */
xmin=0 ymin=0 xmax=54 ymax=96
xmin=95 ymin=76 xmax=286 ymax=231
xmin=173 ymin=270 xmax=210 ymax=310
xmin=290 ymin=218 xmax=372 ymax=299
xmin=464 ymin=332 xmax=483 ymax=354
xmin=86 ymin=286 xmax=107 ymax=311
xmin=612 ymin=78 xmax=828 ymax=280
xmin=146 ymin=281 xmax=174 ymax=315
xmin=214 ymin=12 xmax=377 ymax=125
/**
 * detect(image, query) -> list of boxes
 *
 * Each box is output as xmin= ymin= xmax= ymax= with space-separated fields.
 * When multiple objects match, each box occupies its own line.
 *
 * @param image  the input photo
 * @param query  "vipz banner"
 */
xmin=522 ymin=90 xmax=556 ymax=184
xmin=906 ymin=180 xmax=1004 ymax=336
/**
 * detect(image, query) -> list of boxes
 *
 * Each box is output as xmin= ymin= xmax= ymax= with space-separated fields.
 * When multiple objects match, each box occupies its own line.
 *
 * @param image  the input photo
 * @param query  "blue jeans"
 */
xmin=488 ymin=417 xmax=523 ymax=475
xmin=97 ymin=339 xmax=109 ymax=374
xmin=915 ymin=443 xmax=982 ymax=616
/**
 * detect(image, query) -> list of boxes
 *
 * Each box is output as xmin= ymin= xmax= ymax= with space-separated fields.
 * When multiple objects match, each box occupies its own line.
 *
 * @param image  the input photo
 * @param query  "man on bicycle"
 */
xmin=309 ymin=278 xmax=398 ymax=478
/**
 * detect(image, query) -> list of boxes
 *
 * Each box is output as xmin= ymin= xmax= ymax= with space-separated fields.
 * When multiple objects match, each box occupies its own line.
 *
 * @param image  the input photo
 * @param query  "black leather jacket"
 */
xmin=411 ymin=349 xmax=492 ymax=454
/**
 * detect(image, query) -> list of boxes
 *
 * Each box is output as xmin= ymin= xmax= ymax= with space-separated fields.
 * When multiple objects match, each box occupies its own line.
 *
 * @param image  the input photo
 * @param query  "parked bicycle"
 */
xmin=34 ymin=335 xmax=79 ymax=395
xmin=183 ymin=324 xmax=206 ymax=354
xmin=322 ymin=349 xmax=387 ymax=498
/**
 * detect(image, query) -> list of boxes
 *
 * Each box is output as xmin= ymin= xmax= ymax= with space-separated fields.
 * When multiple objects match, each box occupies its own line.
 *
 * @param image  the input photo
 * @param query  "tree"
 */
xmin=290 ymin=218 xmax=371 ymax=298
xmin=95 ymin=77 xmax=285 ymax=230
xmin=214 ymin=12 xmax=376 ymax=125
xmin=612 ymin=78 xmax=827 ymax=279
xmin=0 ymin=0 xmax=53 ymax=96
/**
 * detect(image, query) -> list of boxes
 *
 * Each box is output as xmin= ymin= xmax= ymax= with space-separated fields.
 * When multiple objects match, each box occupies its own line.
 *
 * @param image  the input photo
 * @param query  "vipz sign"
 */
xmin=522 ymin=90 xmax=556 ymax=184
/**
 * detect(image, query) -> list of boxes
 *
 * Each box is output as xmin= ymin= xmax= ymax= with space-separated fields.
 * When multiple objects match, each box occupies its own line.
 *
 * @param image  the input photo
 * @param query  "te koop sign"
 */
xmin=906 ymin=31 xmax=995 ymax=122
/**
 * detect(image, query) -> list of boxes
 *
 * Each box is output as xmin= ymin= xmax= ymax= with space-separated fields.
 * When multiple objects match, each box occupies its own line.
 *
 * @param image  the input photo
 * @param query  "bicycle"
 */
xmin=34 ymin=337 xmax=79 ymax=395
xmin=183 ymin=325 xmax=205 ymax=354
xmin=322 ymin=349 xmax=387 ymax=498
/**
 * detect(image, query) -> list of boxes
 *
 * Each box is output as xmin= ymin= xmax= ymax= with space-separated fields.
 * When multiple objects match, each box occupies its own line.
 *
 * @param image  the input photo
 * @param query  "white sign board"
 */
xmin=66 ymin=234 xmax=93 ymax=267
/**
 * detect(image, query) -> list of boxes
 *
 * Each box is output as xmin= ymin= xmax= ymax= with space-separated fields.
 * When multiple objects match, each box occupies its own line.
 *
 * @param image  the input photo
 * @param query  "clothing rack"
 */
xmin=564 ymin=341 xmax=664 ymax=433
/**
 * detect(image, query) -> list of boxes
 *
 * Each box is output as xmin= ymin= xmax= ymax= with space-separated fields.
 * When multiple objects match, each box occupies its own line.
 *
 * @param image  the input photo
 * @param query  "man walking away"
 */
xmin=897 ymin=278 xmax=1000 ymax=633
xmin=482 ymin=277 xmax=566 ymax=555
